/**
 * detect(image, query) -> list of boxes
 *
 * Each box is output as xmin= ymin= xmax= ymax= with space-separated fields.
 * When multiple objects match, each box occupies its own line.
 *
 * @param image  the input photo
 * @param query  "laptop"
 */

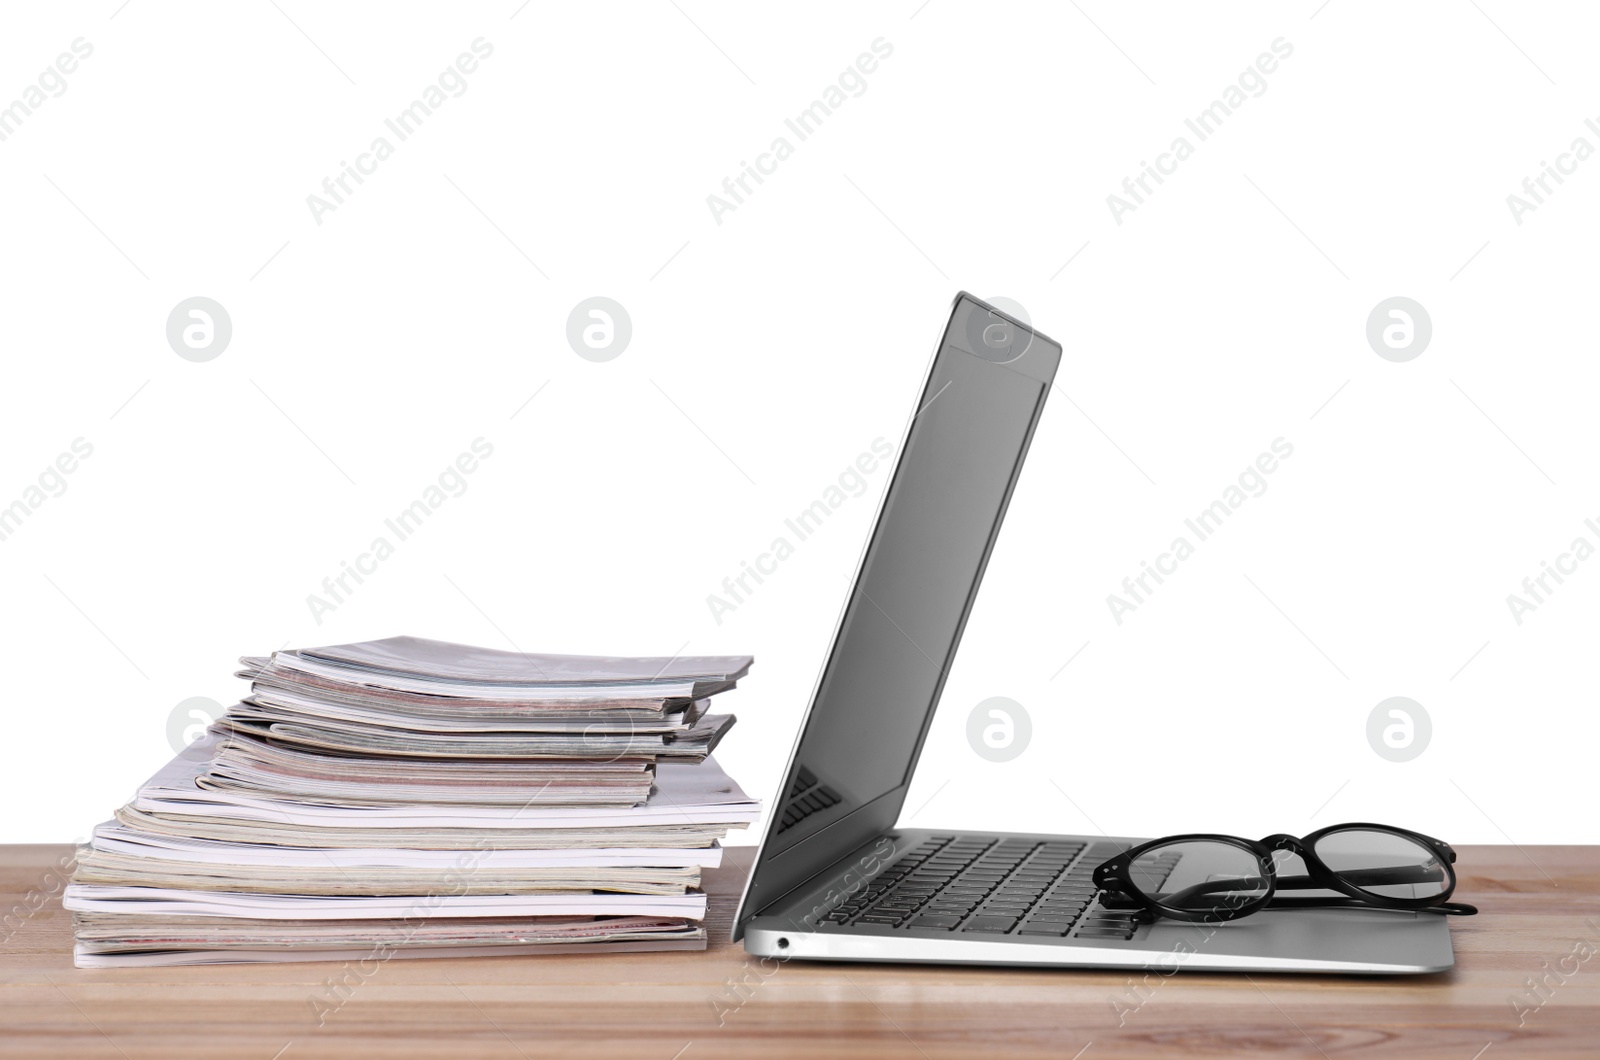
xmin=733 ymin=293 xmax=1455 ymax=974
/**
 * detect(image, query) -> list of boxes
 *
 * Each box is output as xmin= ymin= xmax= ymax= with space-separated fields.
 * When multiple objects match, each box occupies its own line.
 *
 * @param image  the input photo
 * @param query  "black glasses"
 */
xmin=1092 ymin=822 xmax=1478 ymax=924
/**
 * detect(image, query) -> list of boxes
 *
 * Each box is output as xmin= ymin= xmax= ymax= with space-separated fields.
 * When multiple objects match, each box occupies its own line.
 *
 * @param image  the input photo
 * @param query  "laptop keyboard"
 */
xmin=823 ymin=835 xmax=1147 ymax=940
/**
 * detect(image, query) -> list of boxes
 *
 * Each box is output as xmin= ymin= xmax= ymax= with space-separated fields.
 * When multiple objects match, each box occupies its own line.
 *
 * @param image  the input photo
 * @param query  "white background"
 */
xmin=1 ymin=2 xmax=1595 ymax=848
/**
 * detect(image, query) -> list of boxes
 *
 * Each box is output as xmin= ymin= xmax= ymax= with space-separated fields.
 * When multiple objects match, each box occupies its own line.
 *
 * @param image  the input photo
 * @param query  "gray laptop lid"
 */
xmin=734 ymin=293 xmax=1062 ymax=937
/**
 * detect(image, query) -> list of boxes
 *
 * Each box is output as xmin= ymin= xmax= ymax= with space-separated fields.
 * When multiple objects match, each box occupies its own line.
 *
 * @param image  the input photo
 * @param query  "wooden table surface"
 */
xmin=2 ymin=844 xmax=1598 ymax=1059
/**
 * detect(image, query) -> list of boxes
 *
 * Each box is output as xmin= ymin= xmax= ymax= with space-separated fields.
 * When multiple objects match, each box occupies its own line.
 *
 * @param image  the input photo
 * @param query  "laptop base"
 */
xmin=743 ymin=828 xmax=1456 ymax=975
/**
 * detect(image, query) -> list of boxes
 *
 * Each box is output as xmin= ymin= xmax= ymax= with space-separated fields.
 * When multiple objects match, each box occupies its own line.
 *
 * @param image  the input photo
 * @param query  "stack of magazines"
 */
xmin=65 ymin=636 xmax=759 ymax=967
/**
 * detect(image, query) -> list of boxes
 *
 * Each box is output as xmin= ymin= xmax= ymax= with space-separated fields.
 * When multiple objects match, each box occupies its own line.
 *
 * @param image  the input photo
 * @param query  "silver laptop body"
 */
xmin=733 ymin=293 xmax=1454 ymax=975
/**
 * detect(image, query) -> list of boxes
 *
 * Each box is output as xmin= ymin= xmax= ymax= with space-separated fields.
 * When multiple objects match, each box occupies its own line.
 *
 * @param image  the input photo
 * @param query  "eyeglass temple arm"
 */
xmin=1124 ymin=864 xmax=1447 ymax=908
xmin=1261 ymin=896 xmax=1478 ymax=915
xmin=1273 ymin=865 xmax=1447 ymax=889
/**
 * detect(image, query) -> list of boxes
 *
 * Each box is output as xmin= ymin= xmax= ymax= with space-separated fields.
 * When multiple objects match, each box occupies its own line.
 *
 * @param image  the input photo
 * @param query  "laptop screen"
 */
xmin=736 ymin=294 xmax=1061 ymax=929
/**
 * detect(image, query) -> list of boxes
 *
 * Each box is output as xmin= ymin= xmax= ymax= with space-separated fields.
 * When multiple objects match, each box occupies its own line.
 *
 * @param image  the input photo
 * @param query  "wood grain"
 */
xmin=1 ymin=844 xmax=1597 ymax=1058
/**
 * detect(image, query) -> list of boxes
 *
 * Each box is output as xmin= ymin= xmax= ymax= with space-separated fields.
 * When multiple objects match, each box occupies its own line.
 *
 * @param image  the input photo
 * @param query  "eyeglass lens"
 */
xmin=1311 ymin=828 xmax=1448 ymax=899
xmin=1128 ymin=840 xmax=1271 ymax=915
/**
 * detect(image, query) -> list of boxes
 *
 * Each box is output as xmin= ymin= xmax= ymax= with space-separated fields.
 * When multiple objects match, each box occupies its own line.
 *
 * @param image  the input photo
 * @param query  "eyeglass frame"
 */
xmin=1091 ymin=821 xmax=1466 ymax=924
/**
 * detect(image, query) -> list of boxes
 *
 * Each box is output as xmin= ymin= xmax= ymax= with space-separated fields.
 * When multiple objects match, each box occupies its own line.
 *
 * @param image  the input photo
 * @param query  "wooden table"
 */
xmin=2 ymin=844 xmax=1597 ymax=1058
